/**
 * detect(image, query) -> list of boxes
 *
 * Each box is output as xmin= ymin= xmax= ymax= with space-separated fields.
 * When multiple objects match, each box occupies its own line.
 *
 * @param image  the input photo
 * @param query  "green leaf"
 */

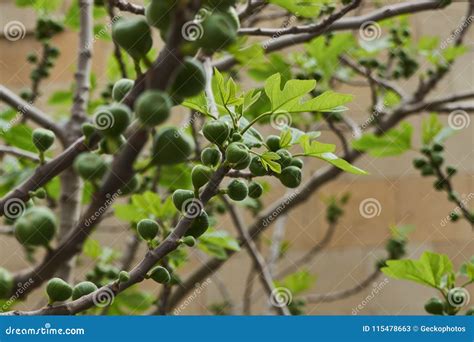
xmin=382 ymin=251 xmax=453 ymax=289
xmin=198 ymin=229 xmax=240 ymax=260
xmin=113 ymin=191 xmax=177 ymax=223
xmin=269 ymin=0 xmax=324 ymax=18
xmin=159 ymin=164 xmax=193 ymax=190
xmin=299 ymin=135 xmax=335 ymax=155
xmin=83 ymin=239 xmax=102 ymax=259
xmin=48 ymin=90 xmax=72 ymax=105
xmin=312 ymin=152 xmax=368 ymax=175
xmin=264 ymin=74 xmax=353 ymax=114
xmin=248 ymin=54 xmax=292 ymax=83
xmin=275 ymin=270 xmax=316 ymax=295
xmin=260 ymin=151 xmax=282 ymax=174
xmin=279 ymin=129 xmax=292 ymax=148
xmin=352 ymin=122 xmax=413 ymax=157
xmin=2 ymin=124 xmax=36 ymax=152
xmin=422 ymin=114 xmax=443 ymax=145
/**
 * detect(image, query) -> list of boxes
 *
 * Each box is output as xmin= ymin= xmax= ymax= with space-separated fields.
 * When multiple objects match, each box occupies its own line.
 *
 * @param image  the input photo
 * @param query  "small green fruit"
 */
xmin=182 ymin=236 xmax=196 ymax=247
xmin=112 ymin=78 xmax=134 ymax=102
xmin=231 ymin=132 xmax=242 ymax=142
xmin=431 ymin=154 xmax=444 ymax=166
xmin=170 ymin=58 xmax=206 ymax=99
xmin=290 ymin=158 xmax=304 ymax=169
xmin=119 ymin=175 xmax=140 ymax=195
xmin=32 ymin=128 xmax=55 ymax=152
xmin=224 ymin=6 xmax=240 ymax=31
xmin=112 ymin=17 xmax=152 ymax=60
xmin=248 ymin=181 xmax=263 ymax=199
xmin=135 ymin=90 xmax=172 ymax=127
xmin=432 ymin=143 xmax=444 ymax=152
xmin=249 ymin=156 xmax=267 ymax=176
xmin=137 ymin=219 xmax=159 ymax=241
xmin=99 ymin=135 xmax=126 ymax=155
xmin=119 ymin=271 xmax=130 ymax=283
xmin=192 ymin=165 xmax=213 ymax=190
xmin=15 ymin=207 xmax=57 ymax=247
xmin=413 ymin=158 xmax=426 ymax=169
xmin=145 ymin=0 xmax=175 ymax=30
xmin=200 ymin=12 xmax=237 ymax=51
xmin=73 ymin=152 xmax=107 ymax=180
xmin=424 ymin=297 xmax=444 ymax=315
xmin=201 ymin=147 xmax=221 ymax=167
xmin=152 ymin=127 xmax=194 ymax=165
xmin=276 ymin=149 xmax=292 ymax=168
xmin=421 ymin=165 xmax=434 ymax=176
xmin=446 ymin=166 xmax=457 ymax=177
xmin=466 ymin=307 xmax=474 ymax=315
xmin=185 ymin=210 xmax=210 ymax=238
xmin=227 ymin=179 xmax=248 ymax=201
xmin=172 ymin=189 xmax=195 ymax=212
xmin=149 ymin=266 xmax=171 ymax=284
xmin=93 ymin=104 xmax=131 ymax=137
xmin=46 ymin=278 xmax=73 ymax=303
xmin=72 ymin=281 xmax=98 ymax=300
xmin=0 ymin=268 xmax=13 ymax=299
xmin=279 ymin=166 xmax=302 ymax=188
xmin=81 ymin=123 xmax=95 ymax=139
xmin=203 ymin=120 xmax=230 ymax=145
xmin=225 ymin=142 xmax=249 ymax=165
xmin=266 ymin=135 xmax=281 ymax=152
xmin=233 ymin=153 xmax=251 ymax=170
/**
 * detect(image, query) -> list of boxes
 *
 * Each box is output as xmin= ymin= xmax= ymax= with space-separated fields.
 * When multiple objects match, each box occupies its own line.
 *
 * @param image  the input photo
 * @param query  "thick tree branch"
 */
xmin=111 ymin=0 xmax=144 ymax=15
xmin=0 ymin=145 xmax=42 ymax=163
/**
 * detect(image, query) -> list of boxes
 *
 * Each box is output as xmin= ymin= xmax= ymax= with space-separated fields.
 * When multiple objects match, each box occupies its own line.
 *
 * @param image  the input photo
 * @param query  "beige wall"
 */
xmin=0 ymin=1 xmax=473 ymax=315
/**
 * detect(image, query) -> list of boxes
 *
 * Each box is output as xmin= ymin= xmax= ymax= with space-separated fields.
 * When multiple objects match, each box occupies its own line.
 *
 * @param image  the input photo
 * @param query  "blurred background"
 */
xmin=0 ymin=0 xmax=473 ymax=315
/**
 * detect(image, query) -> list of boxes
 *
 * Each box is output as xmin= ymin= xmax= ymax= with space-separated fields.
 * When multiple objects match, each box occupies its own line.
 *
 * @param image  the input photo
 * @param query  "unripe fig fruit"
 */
xmin=15 ymin=207 xmax=57 ymax=247
xmin=73 ymin=152 xmax=107 ymax=180
xmin=201 ymin=147 xmax=221 ymax=167
xmin=172 ymin=189 xmax=195 ymax=212
xmin=424 ymin=297 xmax=444 ymax=315
xmin=149 ymin=266 xmax=171 ymax=284
xmin=224 ymin=6 xmax=240 ymax=31
xmin=119 ymin=175 xmax=140 ymax=195
xmin=413 ymin=158 xmax=426 ymax=169
xmin=192 ymin=165 xmax=213 ymax=189
xmin=182 ymin=236 xmax=196 ymax=247
xmin=278 ymin=166 xmax=302 ymax=188
xmin=112 ymin=17 xmax=152 ymax=60
xmin=276 ymin=149 xmax=292 ymax=168
xmin=421 ymin=165 xmax=434 ymax=176
xmin=233 ymin=153 xmax=251 ymax=170
xmin=0 ymin=268 xmax=13 ymax=299
xmin=266 ymin=135 xmax=281 ymax=152
xmin=200 ymin=13 xmax=237 ymax=51
xmin=227 ymin=179 xmax=248 ymax=201
xmin=466 ymin=307 xmax=474 ymax=315
xmin=32 ymin=128 xmax=55 ymax=152
xmin=446 ymin=166 xmax=457 ymax=177
xmin=170 ymin=58 xmax=206 ymax=99
xmin=93 ymin=104 xmax=131 ymax=137
xmin=225 ymin=142 xmax=249 ymax=165
xmin=112 ymin=78 xmax=134 ymax=102
xmin=137 ymin=219 xmax=159 ymax=241
xmin=290 ymin=158 xmax=304 ymax=169
xmin=202 ymin=120 xmax=230 ymax=145
xmin=99 ymin=135 xmax=126 ymax=155
xmin=431 ymin=154 xmax=443 ymax=166
xmin=145 ymin=0 xmax=175 ymax=30
xmin=249 ymin=156 xmax=267 ymax=176
xmin=248 ymin=181 xmax=263 ymax=199
xmin=46 ymin=278 xmax=72 ymax=303
xmin=81 ymin=123 xmax=95 ymax=139
xmin=135 ymin=90 xmax=172 ymax=127
xmin=433 ymin=143 xmax=444 ymax=152
xmin=231 ymin=132 xmax=242 ymax=142
xmin=152 ymin=127 xmax=194 ymax=165
xmin=119 ymin=271 xmax=130 ymax=283
xmin=72 ymin=281 xmax=98 ymax=300
xmin=185 ymin=210 xmax=210 ymax=238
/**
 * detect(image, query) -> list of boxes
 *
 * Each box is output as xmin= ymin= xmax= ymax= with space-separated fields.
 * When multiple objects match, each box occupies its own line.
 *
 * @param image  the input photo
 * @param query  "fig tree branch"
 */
xmin=0 ymin=85 xmax=67 ymax=145
xmin=111 ymin=0 xmax=144 ymax=15
xmin=221 ymin=196 xmax=291 ymax=316
xmin=0 ymin=145 xmax=43 ymax=163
